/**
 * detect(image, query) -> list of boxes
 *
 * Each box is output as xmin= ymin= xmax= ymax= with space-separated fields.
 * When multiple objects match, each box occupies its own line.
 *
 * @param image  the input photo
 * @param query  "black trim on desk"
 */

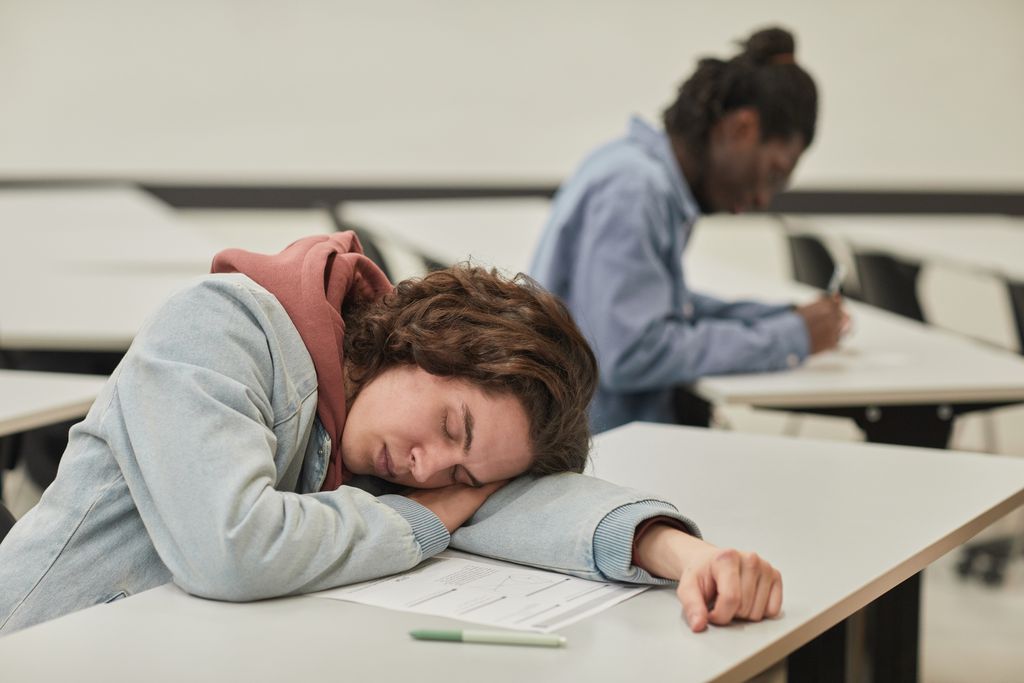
xmin=143 ymin=184 xmax=558 ymax=208
xmin=1 ymin=178 xmax=1023 ymax=214
xmin=143 ymin=186 xmax=1024 ymax=215
xmin=769 ymin=190 xmax=1024 ymax=215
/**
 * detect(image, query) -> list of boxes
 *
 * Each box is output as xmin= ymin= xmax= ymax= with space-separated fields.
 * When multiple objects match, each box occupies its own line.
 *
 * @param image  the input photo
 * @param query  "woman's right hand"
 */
xmin=404 ymin=481 xmax=508 ymax=533
xmin=634 ymin=524 xmax=783 ymax=632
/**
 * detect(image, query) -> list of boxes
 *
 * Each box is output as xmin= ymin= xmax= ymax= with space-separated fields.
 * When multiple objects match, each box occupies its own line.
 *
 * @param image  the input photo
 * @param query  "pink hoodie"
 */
xmin=211 ymin=232 xmax=393 ymax=491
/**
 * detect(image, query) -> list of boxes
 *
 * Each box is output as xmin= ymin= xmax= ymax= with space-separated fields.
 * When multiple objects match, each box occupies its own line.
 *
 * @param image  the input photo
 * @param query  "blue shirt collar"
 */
xmin=627 ymin=116 xmax=700 ymax=223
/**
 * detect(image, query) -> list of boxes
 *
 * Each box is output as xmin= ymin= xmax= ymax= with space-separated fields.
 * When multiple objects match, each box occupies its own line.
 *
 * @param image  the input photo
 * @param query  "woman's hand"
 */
xmin=634 ymin=524 xmax=783 ymax=632
xmin=404 ymin=481 xmax=508 ymax=533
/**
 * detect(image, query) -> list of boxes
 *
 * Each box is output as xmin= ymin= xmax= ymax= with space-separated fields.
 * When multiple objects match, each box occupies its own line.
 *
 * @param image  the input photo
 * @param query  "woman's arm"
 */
xmin=449 ymin=473 xmax=697 ymax=582
xmin=447 ymin=473 xmax=781 ymax=631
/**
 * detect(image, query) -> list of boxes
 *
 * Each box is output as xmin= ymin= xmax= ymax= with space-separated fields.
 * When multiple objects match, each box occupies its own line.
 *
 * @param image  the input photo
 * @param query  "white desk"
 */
xmin=0 ymin=370 xmax=107 ymax=437
xmin=682 ymin=259 xmax=1024 ymax=679
xmin=0 ymin=195 xmax=333 ymax=352
xmin=0 ymin=186 xmax=219 ymax=270
xmin=687 ymin=259 xmax=1024 ymax=446
xmin=0 ymin=423 xmax=1021 ymax=682
xmin=341 ymin=198 xmax=551 ymax=278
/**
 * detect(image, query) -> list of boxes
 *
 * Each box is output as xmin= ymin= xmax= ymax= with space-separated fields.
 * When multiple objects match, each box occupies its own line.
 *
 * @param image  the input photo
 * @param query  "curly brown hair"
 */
xmin=343 ymin=265 xmax=598 ymax=475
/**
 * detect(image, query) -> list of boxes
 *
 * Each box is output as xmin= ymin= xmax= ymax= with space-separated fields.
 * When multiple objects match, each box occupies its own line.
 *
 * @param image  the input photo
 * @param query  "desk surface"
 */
xmin=0 ymin=369 xmax=107 ymax=437
xmin=0 ymin=194 xmax=333 ymax=352
xmin=688 ymin=259 xmax=1024 ymax=408
xmin=0 ymin=186 xmax=218 ymax=269
xmin=1 ymin=422 xmax=1021 ymax=683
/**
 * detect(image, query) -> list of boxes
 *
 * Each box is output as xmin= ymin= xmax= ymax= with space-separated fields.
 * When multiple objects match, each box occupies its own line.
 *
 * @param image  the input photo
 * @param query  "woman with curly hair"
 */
xmin=0 ymin=231 xmax=780 ymax=635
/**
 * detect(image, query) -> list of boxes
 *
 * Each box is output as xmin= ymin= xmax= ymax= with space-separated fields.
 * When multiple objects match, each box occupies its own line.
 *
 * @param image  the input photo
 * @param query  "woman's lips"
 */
xmin=375 ymin=445 xmax=396 ymax=478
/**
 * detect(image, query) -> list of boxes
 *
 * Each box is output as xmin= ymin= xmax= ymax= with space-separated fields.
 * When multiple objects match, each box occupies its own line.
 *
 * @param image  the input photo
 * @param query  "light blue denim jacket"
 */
xmin=530 ymin=117 xmax=810 ymax=433
xmin=0 ymin=274 xmax=697 ymax=634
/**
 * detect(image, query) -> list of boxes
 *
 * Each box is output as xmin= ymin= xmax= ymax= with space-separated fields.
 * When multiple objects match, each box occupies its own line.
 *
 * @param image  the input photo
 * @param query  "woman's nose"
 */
xmin=409 ymin=442 xmax=460 ymax=483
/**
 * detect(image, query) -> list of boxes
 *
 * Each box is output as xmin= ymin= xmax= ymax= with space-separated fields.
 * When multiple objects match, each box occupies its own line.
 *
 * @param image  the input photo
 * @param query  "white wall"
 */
xmin=1 ymin=0 xmax=1021 ymax=189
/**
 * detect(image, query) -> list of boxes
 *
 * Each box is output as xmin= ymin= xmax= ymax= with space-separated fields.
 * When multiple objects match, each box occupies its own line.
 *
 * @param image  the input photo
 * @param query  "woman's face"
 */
xmin=340 ymin=365 xmax=533 ymax=489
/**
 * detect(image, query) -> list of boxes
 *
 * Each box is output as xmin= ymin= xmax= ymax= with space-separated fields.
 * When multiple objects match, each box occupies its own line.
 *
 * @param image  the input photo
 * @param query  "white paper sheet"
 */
xmin=307 ymin=552 xmax=648 ymax=632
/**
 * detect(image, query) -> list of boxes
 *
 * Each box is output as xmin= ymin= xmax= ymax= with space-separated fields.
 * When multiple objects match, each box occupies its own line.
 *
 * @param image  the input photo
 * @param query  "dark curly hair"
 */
xmin=343 ymin=266 xmax=598 ymax=476
xmin=663 ymin=26 xmax=818 ymax=159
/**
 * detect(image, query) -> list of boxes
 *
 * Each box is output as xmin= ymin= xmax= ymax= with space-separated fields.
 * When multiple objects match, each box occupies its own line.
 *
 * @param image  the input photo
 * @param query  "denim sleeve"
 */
xmin=451 ymin=473 xmax=699 ymax=584
xmin=107 ymin=279 xmax=440 ymax=601
xmin=689 ymin=290 xmax=796 ymax=322
xmin=592 ymin=501 xmax=699 ymax=585
xmin=571 ymin=178 xmax=810 ymax=391
xmin=378 ymin=496 xmax=450 ymax=558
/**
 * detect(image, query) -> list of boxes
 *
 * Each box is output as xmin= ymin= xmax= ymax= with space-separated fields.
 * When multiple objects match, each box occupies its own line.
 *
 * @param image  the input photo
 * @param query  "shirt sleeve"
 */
xmin=571 ymin=176 xmax=809 ymax=392
xmin=688 ymin=290 xmax=796 ymax=322
xmin=105 ymin=279 xmax=448 ymax=602
xmin=451 ymin=473 xmax=700 ymax=585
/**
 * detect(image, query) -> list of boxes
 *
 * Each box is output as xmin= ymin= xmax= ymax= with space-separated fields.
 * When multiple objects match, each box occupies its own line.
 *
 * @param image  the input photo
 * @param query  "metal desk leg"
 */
xmin=866 ymin=572 xmax=921 ymax=683
xmin=788 ymin=620 xmax=847 ymax=682
xmin=855 ymin=405 xmax=954 ymax=449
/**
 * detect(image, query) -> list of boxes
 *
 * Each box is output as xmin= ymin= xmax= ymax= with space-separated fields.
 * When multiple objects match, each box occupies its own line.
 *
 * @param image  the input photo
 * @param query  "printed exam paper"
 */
xmin=307 ymin=552 xmax=647 ymax=632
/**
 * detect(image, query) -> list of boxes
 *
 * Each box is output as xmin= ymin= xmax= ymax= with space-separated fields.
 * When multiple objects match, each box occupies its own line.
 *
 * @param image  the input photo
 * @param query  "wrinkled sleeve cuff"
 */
xmin=766 ymin=310 xmax=811 ymax=364
xmin=378 ymin=495 xmax=451 ymax=558
xmin=593 ymin=500 xmax=701 ymax=585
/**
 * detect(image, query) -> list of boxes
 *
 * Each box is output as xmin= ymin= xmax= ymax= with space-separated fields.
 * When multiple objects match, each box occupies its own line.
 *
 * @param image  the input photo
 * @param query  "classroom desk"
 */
xmin=790 ymin=215 xmax=1024 ymax=281
xmin=341 ymin=198 xmax=551 ymax=276
xmin=0 ymin=370 xmax=107 ymax=437
xmin=0 ymin=186 xmax=217 ymax=270
xmin=688 ymin=258 xmax=1024 ymax=448
xmin=685 ymin=258 xmax=1024 ymax=680
xmin=0 ymin=423 xmax=1021 ymax=683
xmin=0 ymin=194 xmax=333 ymax=352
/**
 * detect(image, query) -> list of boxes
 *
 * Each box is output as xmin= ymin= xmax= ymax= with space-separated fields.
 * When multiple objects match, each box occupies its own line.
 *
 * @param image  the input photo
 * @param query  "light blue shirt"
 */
xmin=531 ymin=117 xmax=809 ymax=433
xmin=0 ymin=274 xmax=697 ymax=634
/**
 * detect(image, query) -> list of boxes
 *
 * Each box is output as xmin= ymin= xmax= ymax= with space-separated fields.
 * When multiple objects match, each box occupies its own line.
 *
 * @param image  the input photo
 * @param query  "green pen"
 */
xmin=410 ymin=628 xmax=567 ymax=648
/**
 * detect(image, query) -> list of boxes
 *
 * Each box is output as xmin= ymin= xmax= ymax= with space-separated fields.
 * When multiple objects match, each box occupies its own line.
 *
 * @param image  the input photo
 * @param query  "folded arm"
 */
xmin=108 ymin=278 xmax=449 ymax=601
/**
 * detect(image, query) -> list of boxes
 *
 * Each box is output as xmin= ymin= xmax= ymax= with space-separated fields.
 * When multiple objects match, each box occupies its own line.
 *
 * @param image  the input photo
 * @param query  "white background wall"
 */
xmin=1 ymin=0 xmax=1021 ymax=189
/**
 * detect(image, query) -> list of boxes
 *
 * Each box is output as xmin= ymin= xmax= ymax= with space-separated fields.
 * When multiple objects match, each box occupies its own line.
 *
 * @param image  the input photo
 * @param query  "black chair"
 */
xmin=1009 ymin=280 xmax=1024 ymax=351
xmin=787 ymin=234 xmax=835 ymax=290
xmin=956 ymin=279 xmax=1024 ymax=585
xmin=853 ymin=251 xmax=926 ymax=322
xmin=325 ymin=205 xmax=450 ymax=277
xmin=321 ymin=204 xmax=395 ymax=281
xmin=1 ymin=499 xmax=16 ymax=543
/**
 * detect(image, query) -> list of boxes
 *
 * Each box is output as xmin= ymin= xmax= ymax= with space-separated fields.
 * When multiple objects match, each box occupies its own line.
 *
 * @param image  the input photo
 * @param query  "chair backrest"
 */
xmin=0 ymin=499 xmax=16 ymax=543
xmin=853 ymin=251 xmax=926 ymax=322
xmin=1007 ymin=280 xmax=1024 ymax=354
xmin=323 ymin=205 xmax=394 ymax=281
xmin=326 ymin=206 xmax=448 ymax=281
xmin=787 ymin=234 xmax=835 ymax=290
xmin=349 ymin=227 xmax=393 ymax=282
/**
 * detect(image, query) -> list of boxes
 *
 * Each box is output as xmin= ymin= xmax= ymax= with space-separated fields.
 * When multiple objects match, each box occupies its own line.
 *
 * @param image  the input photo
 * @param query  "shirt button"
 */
xmin=318 ymin=448 xmax=324 ymax=456
xmin=786 ymin=354 xmax=800 ymax=368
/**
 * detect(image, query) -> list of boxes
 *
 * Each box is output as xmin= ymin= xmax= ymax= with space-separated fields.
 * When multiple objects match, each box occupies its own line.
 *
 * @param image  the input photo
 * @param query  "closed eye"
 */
xmin=449 ymin=465 xmax=483 ymax=488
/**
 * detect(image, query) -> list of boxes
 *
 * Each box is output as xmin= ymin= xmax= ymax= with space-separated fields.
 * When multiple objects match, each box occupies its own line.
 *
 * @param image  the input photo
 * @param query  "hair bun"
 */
xmin=741 ymin=27 xmax=796 ymax=65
